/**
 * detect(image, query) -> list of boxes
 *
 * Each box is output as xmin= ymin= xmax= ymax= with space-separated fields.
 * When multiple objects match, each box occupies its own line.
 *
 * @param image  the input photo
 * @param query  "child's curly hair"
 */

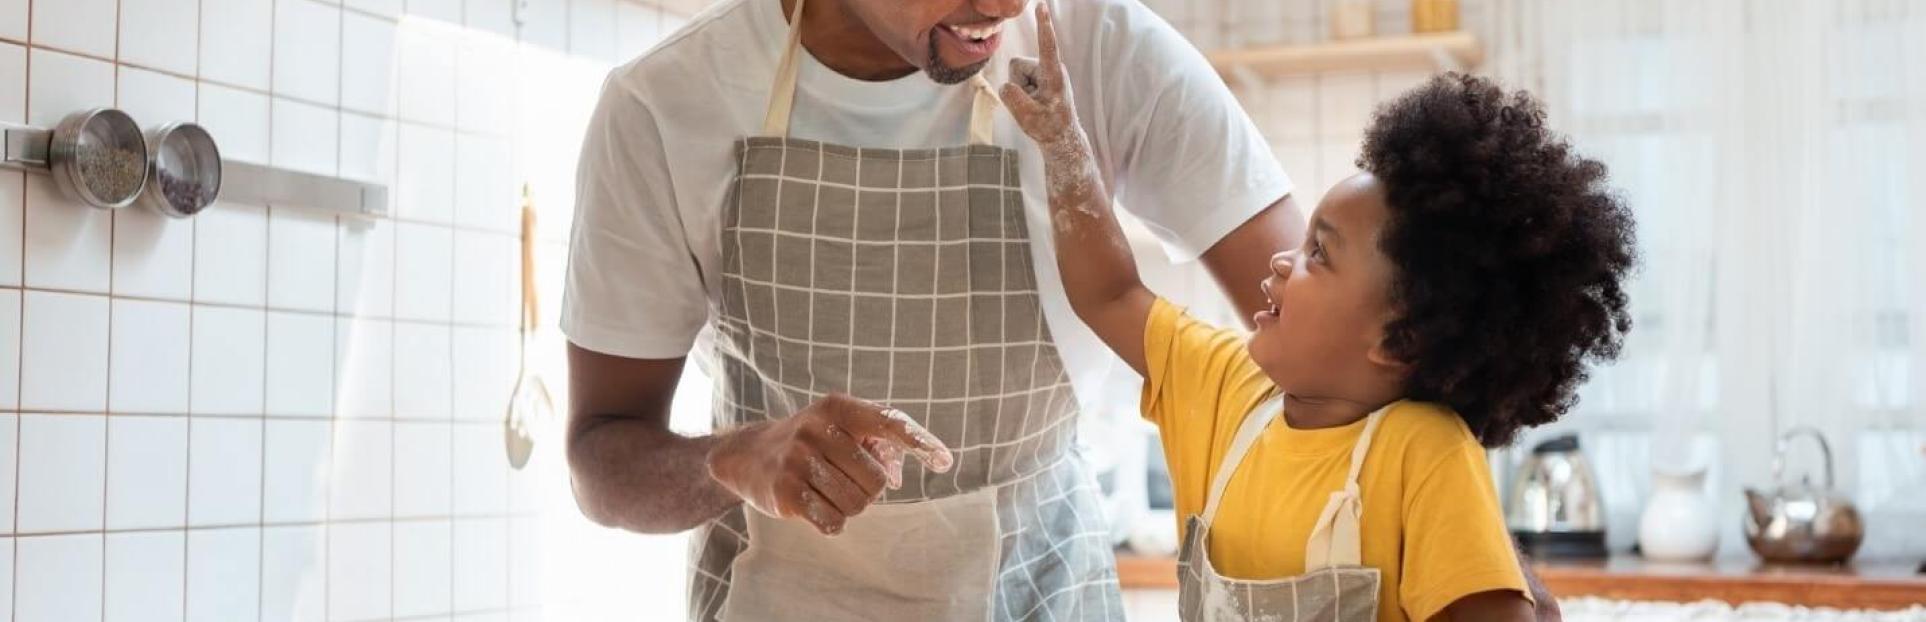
xmin=1360 ymin=73 xmax=1637 ymax=448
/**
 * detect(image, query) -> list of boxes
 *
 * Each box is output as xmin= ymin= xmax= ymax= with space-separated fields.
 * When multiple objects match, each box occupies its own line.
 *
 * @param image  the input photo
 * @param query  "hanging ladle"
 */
xmin=505 ymin=183 xmax=554 ymax=470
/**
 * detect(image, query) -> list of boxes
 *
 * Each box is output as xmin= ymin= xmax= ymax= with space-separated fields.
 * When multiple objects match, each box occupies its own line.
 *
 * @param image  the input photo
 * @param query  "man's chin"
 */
xmin=925 ymin=59 xmax=991 ymax=85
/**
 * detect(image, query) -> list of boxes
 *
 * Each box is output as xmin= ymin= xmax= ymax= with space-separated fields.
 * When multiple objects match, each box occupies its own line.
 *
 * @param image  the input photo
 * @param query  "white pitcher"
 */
xmin=1638 ymin=466 xmax=1720 ymax=561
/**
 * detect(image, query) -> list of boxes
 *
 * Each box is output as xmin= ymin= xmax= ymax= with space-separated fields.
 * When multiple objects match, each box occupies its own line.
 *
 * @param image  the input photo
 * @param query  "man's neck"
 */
xmin=781 ymin=0 xmax=919 ymax=81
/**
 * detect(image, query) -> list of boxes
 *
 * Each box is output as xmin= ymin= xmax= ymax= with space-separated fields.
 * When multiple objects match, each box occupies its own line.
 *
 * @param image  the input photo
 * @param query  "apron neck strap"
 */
xmin=1200 ymin=394 xmax=1285 ymax=525
xmin=1303 ymin=404 xmax=1391 ymax=570
xmin=762 ymin=0 xmax=999 ymax=144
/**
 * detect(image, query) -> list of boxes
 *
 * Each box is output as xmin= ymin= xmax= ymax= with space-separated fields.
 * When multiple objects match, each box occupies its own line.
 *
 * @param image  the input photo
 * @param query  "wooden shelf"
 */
xmin=1118 ymin=552 xmax=1926 ymax=610
xmin=1206 ymin=32 xmax=1484 ymax=84
xmin=1116 ymin=552 xmax=1180 ymax=590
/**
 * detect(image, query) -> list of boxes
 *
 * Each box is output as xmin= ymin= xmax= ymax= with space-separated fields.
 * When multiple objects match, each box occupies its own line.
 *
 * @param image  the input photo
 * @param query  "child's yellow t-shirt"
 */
xmin=1140 ymin=298 xmax=1530 ymax=622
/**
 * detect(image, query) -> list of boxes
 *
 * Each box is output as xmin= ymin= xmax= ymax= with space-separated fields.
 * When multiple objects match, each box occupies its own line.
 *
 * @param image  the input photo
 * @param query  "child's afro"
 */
xmin=1361 ymin=73 xmax=1637 ymax=448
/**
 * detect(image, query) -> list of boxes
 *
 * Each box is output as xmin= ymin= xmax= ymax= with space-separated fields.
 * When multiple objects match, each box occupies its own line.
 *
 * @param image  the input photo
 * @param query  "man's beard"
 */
xmin=923 ymin=36 xmax=990 ymax=85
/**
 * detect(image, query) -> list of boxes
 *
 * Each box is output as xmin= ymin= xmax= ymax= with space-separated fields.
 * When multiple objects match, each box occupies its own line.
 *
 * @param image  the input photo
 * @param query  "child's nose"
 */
xmin=1270 ymin=250 xmax=1297 ymax=275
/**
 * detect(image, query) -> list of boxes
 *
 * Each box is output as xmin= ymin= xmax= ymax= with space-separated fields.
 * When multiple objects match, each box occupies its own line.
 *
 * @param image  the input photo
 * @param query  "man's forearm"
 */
xmin=567 ymin=416 xmax=741 ymax=533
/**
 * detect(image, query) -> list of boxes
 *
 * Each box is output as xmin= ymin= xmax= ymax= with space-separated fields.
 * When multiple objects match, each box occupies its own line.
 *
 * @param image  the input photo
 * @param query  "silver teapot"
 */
xmin=1742 ymin=427 xmax=1864 ymax=564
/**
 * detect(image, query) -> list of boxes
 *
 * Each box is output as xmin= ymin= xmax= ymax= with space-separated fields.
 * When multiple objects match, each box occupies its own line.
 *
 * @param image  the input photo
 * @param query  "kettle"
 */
xmin=1743 ymin=427 xmax=1864 ymax=564
xmin=1507 ymin=434 xmax=1608 ymax=558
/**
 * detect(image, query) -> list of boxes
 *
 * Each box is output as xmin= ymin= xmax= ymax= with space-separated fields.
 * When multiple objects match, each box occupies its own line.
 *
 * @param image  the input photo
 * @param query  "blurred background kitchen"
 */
xmin=0 ymin=0 xmax=1921 ymax=620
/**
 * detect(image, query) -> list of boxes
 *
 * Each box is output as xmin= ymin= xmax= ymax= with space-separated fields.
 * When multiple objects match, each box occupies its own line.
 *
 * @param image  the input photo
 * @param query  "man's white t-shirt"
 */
xmin=560 ymin=0 xmax=1291 ymax=416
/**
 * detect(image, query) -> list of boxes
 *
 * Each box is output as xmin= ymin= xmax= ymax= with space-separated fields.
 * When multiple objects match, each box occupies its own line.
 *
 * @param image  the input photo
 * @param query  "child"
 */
xmin=998 ymin=5 xmax=1635 ymax=621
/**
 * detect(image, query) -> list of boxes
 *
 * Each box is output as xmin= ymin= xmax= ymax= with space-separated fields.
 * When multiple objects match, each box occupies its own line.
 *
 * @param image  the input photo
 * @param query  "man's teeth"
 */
xmin=950 ymin=22 xmax=1002 ymax=41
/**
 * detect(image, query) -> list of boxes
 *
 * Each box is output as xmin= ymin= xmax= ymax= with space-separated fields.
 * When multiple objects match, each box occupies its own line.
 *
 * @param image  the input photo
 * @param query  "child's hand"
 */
xmin=1000 ymin=3 xmax=1088 ymax=159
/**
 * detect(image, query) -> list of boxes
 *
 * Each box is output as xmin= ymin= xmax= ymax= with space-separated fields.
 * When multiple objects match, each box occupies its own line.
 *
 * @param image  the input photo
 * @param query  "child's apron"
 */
xmin=689 ymin=0 xmax=1121 ymax=619
xmin=1177 ymin=396 xmax=1388 ymax=621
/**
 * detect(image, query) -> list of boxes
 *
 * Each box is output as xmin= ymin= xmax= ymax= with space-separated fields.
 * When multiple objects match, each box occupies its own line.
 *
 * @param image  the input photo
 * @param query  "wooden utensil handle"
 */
xmin=521 ymin=184 xmax=539 ymax=330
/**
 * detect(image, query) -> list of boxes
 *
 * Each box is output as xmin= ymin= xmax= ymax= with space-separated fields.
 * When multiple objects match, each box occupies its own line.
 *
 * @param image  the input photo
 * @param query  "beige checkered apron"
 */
xmin=685 ymin=0 xmax=1121 ymax=619
xmin=1178 ymin=396 xmax=1385 ymax=621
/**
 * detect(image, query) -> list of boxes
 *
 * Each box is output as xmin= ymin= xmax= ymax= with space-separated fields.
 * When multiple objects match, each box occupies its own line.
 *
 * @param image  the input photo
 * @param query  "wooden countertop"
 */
xmin=1115 ymin=552 xmax=1926 ymax=610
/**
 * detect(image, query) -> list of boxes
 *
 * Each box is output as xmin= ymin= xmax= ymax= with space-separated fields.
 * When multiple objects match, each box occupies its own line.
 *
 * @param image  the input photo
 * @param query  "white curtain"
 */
xmin=1488 ymin=0 xmax=1926 ymax=557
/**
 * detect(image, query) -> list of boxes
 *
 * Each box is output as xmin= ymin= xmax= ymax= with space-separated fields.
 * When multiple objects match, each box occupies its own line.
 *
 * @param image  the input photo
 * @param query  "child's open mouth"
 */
xmin=1255 ymin=280 xmax=1281 ymax=324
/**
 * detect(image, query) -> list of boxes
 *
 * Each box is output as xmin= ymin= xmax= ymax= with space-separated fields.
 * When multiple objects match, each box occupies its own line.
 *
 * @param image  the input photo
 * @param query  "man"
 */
xmin=561 ymin=0 xmax=1557 ymax=619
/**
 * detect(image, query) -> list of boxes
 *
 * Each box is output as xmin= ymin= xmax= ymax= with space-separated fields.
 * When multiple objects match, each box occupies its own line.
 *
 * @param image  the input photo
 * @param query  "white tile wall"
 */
xmin=335 ymin=317 xmax=393 ymax=417
xmin=453 ymin=135 xmax=517 ymax=232
xmin=198 ymin=84 xmax=272 ymax=163
xmin=341 ymin=10 xmax=400 ymax=117
xmin=106 ymin=416 xmax=189 ymax=529
xmin=394 ymin=519 xmax=454 ymax=616
xmin=450 ymin=326 xmax=516 ymax=421
xmin=394 ymin=221 xmax=453 ymax=320
xmin=186 ymin=527 xmax=262 ymax=621
xmin=192 ymin=203 xmax=268 ymax=305
xmin=0 ymin=172 xmax=19 ymax=286
xmin=339 ymin=111 xmax=400 ymax=185
xmin=265 ymin=312 xmax=337 ymax=417
xmin=188 ymin=305 xmax=267 ymax=415
xmin=453 ymin=231 xmax=518 ymax=326
xmin=330 ymin=419 xmax=392 ymax=519
xmin=407 ymin=0 xmax=463 ymax=22
xmin=5 ymin=0 xmax=696 ymax=618
xmin=17 ymin=534 xmax=105 ymax=622
xmin=109 ymin=299 xmax=192 ymax=413
xmin=395 ymin=421 xmax=454 ymax=516
xmin=397 ymin=21 xmax=457 ymax=125
xmin=111 ymin=204 xmax=195 ymax=300
xmin=271 ymin=98 xmax=342 ymax=177
xmin=105 ymin=530 xmax=186 ymax=622
xmin=452 ymin=518 xmax=508 ymax=611
xmin=338 ymin=222 xmax=397 ymax=317
xmin=0 ymin=44 xmax=20 ymax=125
xmin=398 ymin=123 xmax=456 ymax=223
xmin=395 ymin=322 xmax=452 ymax=418
xmin=0 ymin=0 xmax=24 ymax=41
xmin=186 ymin=417 xmax=264 ymax=525
xmin=29 ymin=0 xmax=114 ymax=58
xmin=346 ymin=0 xmax=403 ymax=19
xmin=267 ymin=209 xmax=339 ymax=312
xmin=455 ymin=32 xmax=516 ymax=134
xmin=260 ymin=525 xmax=325 ymax=622
xmin=273 ymin=0 xmax=342 ymax=105
xmin=570 ymin=0 xmax=620 ymax=62
xmin=0 ymin=415 xmax=15 ymax=530
xmin=329 ymin=521 xmax=392 ymax=621
xmin=615 ymin=1 xmax=662 ymax=60
xmin=119 ymin=0 xmax=199 ymax=75
xmin=452 ymin=421 xmax=507 ymax=515
xmin=24 ymin=174 xmax=112 ymax=292
xmin=464 ymin=0 xmax=515 ymax=38
xmin=519 ymin=0 xmax=569 ymax=51
xmin=21 ymin=291 xmax=110 ymax=412
xmin=117 ymin=66 xmax=197 ymax=130
xmin=18 ymin=414 xmax=106 ymax=532
xmin=262 ymin=419 xmax=330 ymax=522
xmin=0 ymin=290 xmax=19 ymax=409
xmin=201 ymin=0 xmax=274 ymax=89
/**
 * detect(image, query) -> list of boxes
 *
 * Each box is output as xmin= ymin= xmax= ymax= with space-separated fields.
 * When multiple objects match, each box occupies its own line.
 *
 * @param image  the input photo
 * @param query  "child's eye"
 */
xmin=1309 ymin=239 xmax=1328 ymax=263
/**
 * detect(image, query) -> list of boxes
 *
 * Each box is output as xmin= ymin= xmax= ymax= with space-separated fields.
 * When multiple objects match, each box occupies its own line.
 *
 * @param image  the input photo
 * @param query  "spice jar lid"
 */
xmin=48 ymin=109 xmax=150 ymax=210
xmin=140 ymin=123 xmax=222 ymax=218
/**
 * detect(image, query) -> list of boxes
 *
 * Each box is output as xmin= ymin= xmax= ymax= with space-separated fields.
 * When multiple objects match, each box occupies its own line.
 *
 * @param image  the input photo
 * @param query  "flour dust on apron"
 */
xmin=1177 ymin=396 xmax=1388 ymax=621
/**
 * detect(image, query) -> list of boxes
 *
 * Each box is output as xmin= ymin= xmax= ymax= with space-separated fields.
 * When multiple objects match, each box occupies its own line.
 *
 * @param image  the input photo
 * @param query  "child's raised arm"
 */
xmin=998 ymin=2 xmax=1155 ymax=374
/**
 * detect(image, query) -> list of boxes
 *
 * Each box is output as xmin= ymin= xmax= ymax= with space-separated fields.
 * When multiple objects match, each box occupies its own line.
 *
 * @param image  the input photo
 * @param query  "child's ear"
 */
xmin=1365 ymin=337 xmax=1409 ymax=370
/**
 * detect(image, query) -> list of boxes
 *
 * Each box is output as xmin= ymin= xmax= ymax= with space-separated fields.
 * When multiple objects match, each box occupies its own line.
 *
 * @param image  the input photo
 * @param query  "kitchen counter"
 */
xmin=1528 ymin=556 xmax=1926 ymax=611
xmin=1115 ymin=553 xmax=1926 ymax=610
